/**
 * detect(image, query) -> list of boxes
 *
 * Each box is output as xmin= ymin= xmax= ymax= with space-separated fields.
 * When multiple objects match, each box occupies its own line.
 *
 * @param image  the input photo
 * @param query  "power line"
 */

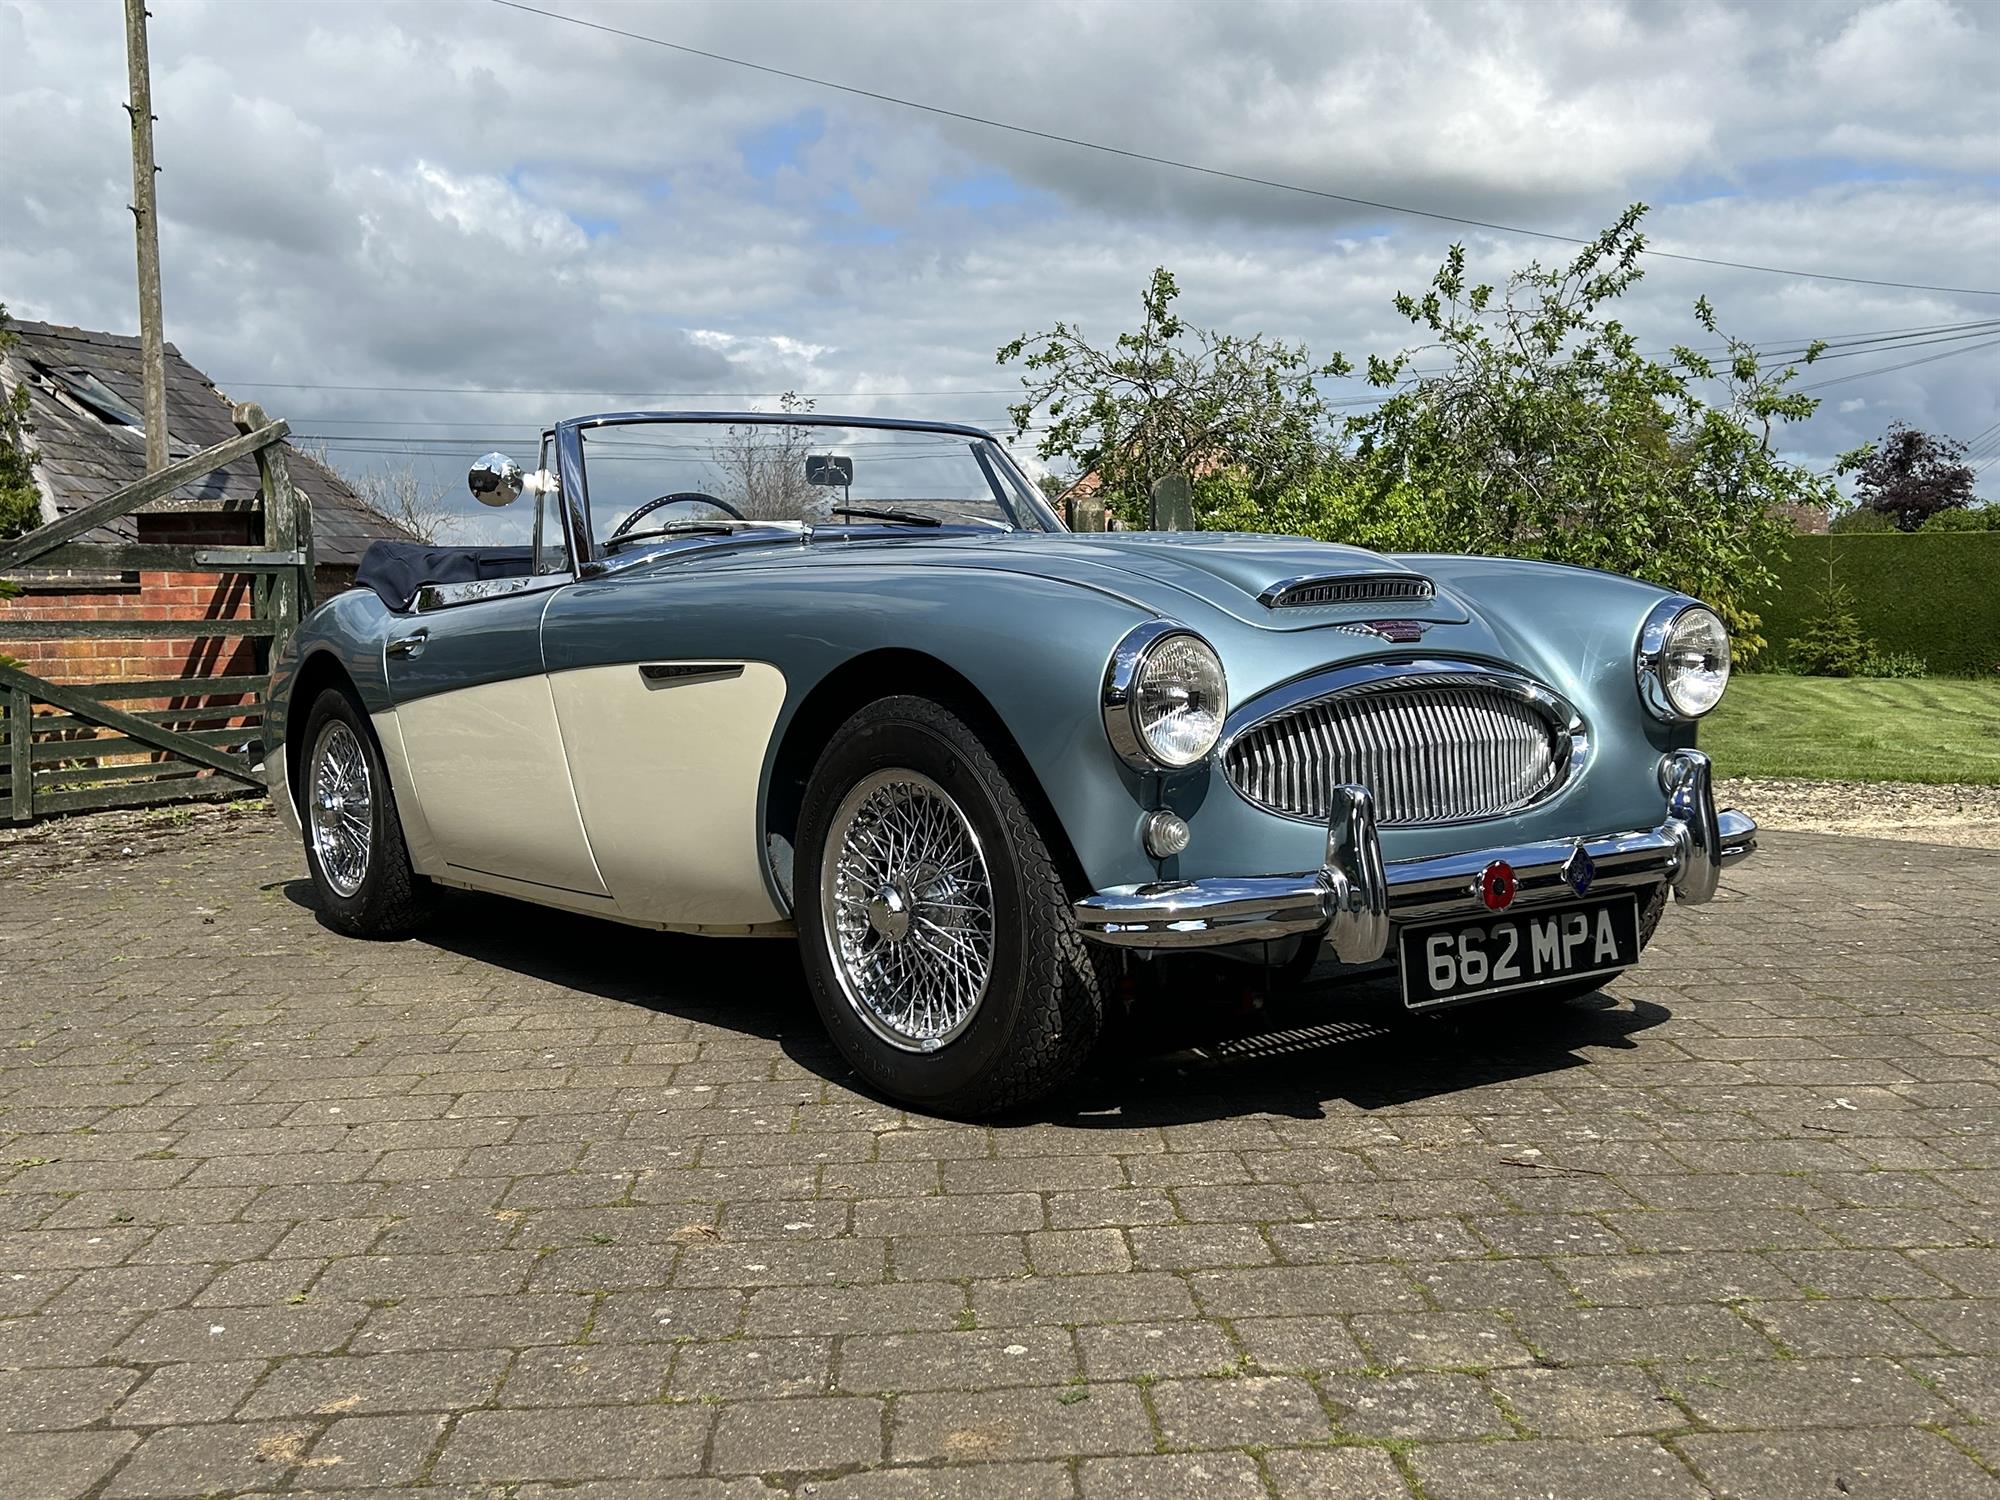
xmin=219 ymin=318 xmax=2000 ymax=412
xmin=1792 ymin=334 xmax=2000 ymax=394
xmin=221 ymin=379 xmax=1022 ymax=398
xmin=223 ymin=318 xmax=2000 ymax=408
xmin=1735 ymin=319 xmax=2000 ymax=364
xmin=257 ymin=317 xmax=2000 ymax=443
xmin=488 ymin=0 xmax=2000 ymax=300
xmin=1763 ymin=323 xmax=2000 ymax=368
xmin=1763 ymin=317 xmax=2000 ymax=344
xmin=1961 ymin=417 xmax=2000 ymax=466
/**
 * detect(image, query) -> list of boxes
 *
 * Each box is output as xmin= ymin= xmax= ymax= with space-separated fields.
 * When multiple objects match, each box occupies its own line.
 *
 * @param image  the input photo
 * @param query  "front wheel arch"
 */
xmin=763 ymin=649 xmax=1089 ymax=905
xmin=794 ymin=694 xmax=1108 ymax=1115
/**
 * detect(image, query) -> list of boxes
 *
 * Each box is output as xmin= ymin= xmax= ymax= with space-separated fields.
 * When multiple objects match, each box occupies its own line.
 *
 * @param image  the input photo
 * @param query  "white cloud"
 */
xmin=1 ymin=0 xmax=1996 ymax=507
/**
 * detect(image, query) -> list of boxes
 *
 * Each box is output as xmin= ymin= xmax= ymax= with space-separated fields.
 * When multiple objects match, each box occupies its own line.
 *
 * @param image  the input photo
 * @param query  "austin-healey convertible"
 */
xmin=264 ymin=412 xmax=1754 ymax=1114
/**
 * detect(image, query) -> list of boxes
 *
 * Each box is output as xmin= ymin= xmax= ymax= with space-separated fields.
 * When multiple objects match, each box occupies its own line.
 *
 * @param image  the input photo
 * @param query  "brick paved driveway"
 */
xmin=3 ymin=815 xmax=1999 ymax=1499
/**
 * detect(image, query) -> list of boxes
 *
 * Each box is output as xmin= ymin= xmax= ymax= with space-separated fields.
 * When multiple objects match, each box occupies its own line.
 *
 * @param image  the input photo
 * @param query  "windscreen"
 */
xmin=578 ymin=418 xmax=1054 ymax=548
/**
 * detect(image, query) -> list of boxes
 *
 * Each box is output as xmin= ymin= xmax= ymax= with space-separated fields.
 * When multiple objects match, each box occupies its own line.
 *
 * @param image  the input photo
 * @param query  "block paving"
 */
xmin=2 ymin=814 xmax=1999 ymax=1497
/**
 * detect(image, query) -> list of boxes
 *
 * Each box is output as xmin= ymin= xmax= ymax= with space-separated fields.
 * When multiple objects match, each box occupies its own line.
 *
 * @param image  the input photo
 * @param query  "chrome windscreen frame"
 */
xmin=553 ymin=411 xmax=1066 ymax=571
xmin=1214 ymin=658 xmax=1589 ymax=826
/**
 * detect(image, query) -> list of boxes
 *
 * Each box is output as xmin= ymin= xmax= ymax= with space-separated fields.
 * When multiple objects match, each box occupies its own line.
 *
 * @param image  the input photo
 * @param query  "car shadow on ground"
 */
xmin=278 ymin=879 xmax=817 ymax=1049
xmin=1059 ymin=978 xmax=1672 ymax=1126
xmin=279 ymin=880 xmax=1674 ymax=1127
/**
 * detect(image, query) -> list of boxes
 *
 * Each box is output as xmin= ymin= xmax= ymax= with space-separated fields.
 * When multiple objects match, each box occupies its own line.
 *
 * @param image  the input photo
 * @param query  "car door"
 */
xmin=383 ymin=577 xmax=611 ymax=902
xmin=542 ymin=577 xmax=788 ymax=928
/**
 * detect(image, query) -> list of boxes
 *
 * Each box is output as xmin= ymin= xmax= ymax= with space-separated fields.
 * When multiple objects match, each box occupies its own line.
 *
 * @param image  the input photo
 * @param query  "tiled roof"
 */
xmin=1 ymin=320 xmax=413 ymax=566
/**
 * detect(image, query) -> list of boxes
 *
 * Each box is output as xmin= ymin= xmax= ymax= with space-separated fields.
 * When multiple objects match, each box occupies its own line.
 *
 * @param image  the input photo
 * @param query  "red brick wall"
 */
xmin=0 ymin=515 xmax=263 ymax=688
xmin=0 ymin=516 xmax=280 ymax=791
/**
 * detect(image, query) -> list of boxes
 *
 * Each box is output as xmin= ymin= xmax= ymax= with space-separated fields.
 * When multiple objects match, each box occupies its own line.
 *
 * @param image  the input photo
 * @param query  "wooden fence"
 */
xmin=0 ymin=403 xmax=312 ymax=822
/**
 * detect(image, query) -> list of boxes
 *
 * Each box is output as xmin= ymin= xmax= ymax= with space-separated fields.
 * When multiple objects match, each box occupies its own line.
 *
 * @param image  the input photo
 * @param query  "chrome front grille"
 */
xmin=1223 ymin=675 xmax=1573 ymax=826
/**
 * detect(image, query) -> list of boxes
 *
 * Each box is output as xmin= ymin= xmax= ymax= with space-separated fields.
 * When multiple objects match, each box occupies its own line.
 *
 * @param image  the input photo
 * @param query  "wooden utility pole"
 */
xmin=123 ymin=0 xmax=168 ymax=474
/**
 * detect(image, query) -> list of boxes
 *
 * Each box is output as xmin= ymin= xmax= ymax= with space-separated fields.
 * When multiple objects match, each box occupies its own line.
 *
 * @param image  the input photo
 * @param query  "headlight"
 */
xmin=1638 ymin=600 xmax=1731 ymax=720
xmin=1103 ymin=623 xmax=1229 ymax=768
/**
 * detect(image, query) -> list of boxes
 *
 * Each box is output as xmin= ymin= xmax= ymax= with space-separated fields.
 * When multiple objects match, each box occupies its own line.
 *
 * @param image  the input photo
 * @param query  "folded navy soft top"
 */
xmin=353 ymin=542 xmax=535 ymax=611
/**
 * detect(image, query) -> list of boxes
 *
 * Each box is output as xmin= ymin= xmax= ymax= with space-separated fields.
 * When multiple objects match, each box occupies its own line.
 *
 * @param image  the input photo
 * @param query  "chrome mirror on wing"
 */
xmin=468 ymin=453 xmax=525 ymax=507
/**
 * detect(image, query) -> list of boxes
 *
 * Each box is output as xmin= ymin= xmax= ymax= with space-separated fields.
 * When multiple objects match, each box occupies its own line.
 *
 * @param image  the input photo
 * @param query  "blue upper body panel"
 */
xmin=268 ymin=525 xmax=1697 ymax=900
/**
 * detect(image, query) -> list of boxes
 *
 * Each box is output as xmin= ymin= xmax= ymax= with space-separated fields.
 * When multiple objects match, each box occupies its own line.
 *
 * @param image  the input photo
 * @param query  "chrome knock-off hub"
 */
xmin=866 ymin=882 xmax=913 ymax=942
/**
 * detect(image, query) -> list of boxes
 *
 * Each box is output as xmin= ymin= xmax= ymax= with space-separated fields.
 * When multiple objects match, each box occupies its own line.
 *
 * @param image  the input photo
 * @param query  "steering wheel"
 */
xmin=610 ymin=491 xmax=744 ymax=537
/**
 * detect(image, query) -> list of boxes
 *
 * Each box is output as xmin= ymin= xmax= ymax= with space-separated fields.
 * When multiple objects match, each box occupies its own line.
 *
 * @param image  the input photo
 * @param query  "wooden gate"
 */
xmin=0 ymin=403 xmax=313 ymax=823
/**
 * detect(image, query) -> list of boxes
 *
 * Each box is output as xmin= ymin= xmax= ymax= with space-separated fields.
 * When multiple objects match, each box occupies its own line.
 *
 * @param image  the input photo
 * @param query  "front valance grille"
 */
xmin=1224 ymin=677 xmax=1572 ymax=825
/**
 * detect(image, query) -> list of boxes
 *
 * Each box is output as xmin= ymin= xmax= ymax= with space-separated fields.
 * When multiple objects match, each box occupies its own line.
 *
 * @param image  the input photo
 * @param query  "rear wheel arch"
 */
xmin=296 ymin=683 xmax=433 ymax=938
xmin=286 ymin=650 xmax=365 ymax=810
xmin=763 ymin=649 xmax=1088 ymax=904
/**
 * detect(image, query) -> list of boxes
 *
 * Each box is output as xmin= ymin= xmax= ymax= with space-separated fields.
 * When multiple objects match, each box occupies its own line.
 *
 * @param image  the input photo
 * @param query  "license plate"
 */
xmin=1398 ymin=894 xmax=1639 ymax=1009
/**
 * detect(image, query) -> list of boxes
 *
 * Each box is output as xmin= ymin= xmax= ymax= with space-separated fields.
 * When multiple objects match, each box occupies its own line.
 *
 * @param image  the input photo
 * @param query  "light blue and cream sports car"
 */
xmin=265 ymin=411 xmax=1754 ymax=1115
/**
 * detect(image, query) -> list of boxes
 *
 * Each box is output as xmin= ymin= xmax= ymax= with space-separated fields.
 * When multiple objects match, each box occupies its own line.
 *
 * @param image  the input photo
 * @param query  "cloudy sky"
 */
xmin=3 ymin=0 xmax=1997 ymax=535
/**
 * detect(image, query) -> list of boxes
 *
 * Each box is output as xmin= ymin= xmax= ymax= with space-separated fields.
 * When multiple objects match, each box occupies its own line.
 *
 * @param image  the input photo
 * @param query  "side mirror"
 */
xmin=805 ymin=454 xmax=854 ymax=487
xmin=469 ymin=453 xmax=524 ymax=507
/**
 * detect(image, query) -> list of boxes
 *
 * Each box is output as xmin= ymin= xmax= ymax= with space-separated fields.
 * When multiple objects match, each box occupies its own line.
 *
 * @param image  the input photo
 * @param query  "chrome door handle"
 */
xmin=387 ymin=629 xmax=429 ymax=659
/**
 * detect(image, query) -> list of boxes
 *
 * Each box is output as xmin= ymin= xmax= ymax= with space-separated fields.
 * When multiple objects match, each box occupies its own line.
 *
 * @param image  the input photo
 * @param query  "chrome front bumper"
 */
xmin=1074 ymin=748 xmax=1755 ymax=958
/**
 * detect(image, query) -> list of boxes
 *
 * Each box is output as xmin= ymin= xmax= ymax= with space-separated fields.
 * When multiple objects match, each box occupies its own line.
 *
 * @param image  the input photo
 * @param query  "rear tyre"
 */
xmin=298 ymin=686 xmax=432 ymax=938
xmin=795 ymin=695 xmax=1107 ymax=1117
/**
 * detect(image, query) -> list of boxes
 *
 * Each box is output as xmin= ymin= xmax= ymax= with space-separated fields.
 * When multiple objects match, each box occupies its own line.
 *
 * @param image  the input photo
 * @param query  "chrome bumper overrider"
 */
xmin=1074 ymin=748 xmax=1755 ymax=958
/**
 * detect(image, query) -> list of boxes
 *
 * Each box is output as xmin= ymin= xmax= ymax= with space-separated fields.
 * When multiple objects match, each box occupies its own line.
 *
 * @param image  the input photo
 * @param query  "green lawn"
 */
xmin=1701 ymin=675 xmax=2000 ymax=785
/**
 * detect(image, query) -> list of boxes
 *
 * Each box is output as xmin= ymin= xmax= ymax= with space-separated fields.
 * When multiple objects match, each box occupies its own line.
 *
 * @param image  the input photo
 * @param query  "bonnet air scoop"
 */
xmin=1258 ymin=571 xmax=1436 ymax=609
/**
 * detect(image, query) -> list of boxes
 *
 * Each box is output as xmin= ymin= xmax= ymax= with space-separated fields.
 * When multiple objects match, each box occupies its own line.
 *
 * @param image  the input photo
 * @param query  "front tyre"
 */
xmin=298 ymin=686 xmax=432 ymax=938
xmin=796 ymin=696 xmax=1106 ymax=1117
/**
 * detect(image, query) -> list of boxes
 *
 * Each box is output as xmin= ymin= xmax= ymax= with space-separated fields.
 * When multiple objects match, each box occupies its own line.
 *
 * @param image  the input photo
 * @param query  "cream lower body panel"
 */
xmin=392 ymin=675 xmax=610 ymax=898
xmin=550 ymin=660 xmax=788 ymax=928
xmin=369 ymin=708 xmax=445 ymax=878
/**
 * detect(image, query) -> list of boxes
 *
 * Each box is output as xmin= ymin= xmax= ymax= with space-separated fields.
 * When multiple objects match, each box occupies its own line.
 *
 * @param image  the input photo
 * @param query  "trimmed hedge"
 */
xmin=1753 ymin=532 xmax=2000 ymax=677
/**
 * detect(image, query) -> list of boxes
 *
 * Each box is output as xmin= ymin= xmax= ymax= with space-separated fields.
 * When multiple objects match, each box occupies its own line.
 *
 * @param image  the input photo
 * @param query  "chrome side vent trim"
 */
xmin=1258 ymin=572 xmax=1436 ymax=609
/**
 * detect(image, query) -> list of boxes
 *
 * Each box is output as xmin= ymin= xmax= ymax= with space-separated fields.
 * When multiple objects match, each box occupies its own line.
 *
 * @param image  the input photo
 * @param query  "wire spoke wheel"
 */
xmin=309 ymin=720 xmax=373 ymax=899
xmin=820 ymin=769 xmax=996 ymax=1052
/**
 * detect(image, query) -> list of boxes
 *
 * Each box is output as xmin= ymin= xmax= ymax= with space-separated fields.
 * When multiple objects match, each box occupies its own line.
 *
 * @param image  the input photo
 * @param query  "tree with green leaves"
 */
xmin=1787 ymin=568 xmax=1875 ymax=677
xmin=998 ymin=268 xmax=1348 ymax=526
xmin=0 ymin=304 xmax=40 ymax=544
xmin=1202 ymin=206 xmax=1834 ymax=658
xmin=1918 ymin=502 xmax=2000 ymax=532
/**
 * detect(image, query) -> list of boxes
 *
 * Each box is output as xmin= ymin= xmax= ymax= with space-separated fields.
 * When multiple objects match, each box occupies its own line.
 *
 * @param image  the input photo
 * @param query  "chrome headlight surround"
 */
xmin=1102 ymin=621 xmax=1229 ymax=769
xmin=1637 ymin=598 xmax=1732 ymax=721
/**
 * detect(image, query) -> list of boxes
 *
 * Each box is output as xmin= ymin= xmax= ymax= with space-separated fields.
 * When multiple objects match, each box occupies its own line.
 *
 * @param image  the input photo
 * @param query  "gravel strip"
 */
xmin=1721 ymin=776 xmax=2000 ymax=850
xmin=0 ymin=795 xmax=274 ymax=879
